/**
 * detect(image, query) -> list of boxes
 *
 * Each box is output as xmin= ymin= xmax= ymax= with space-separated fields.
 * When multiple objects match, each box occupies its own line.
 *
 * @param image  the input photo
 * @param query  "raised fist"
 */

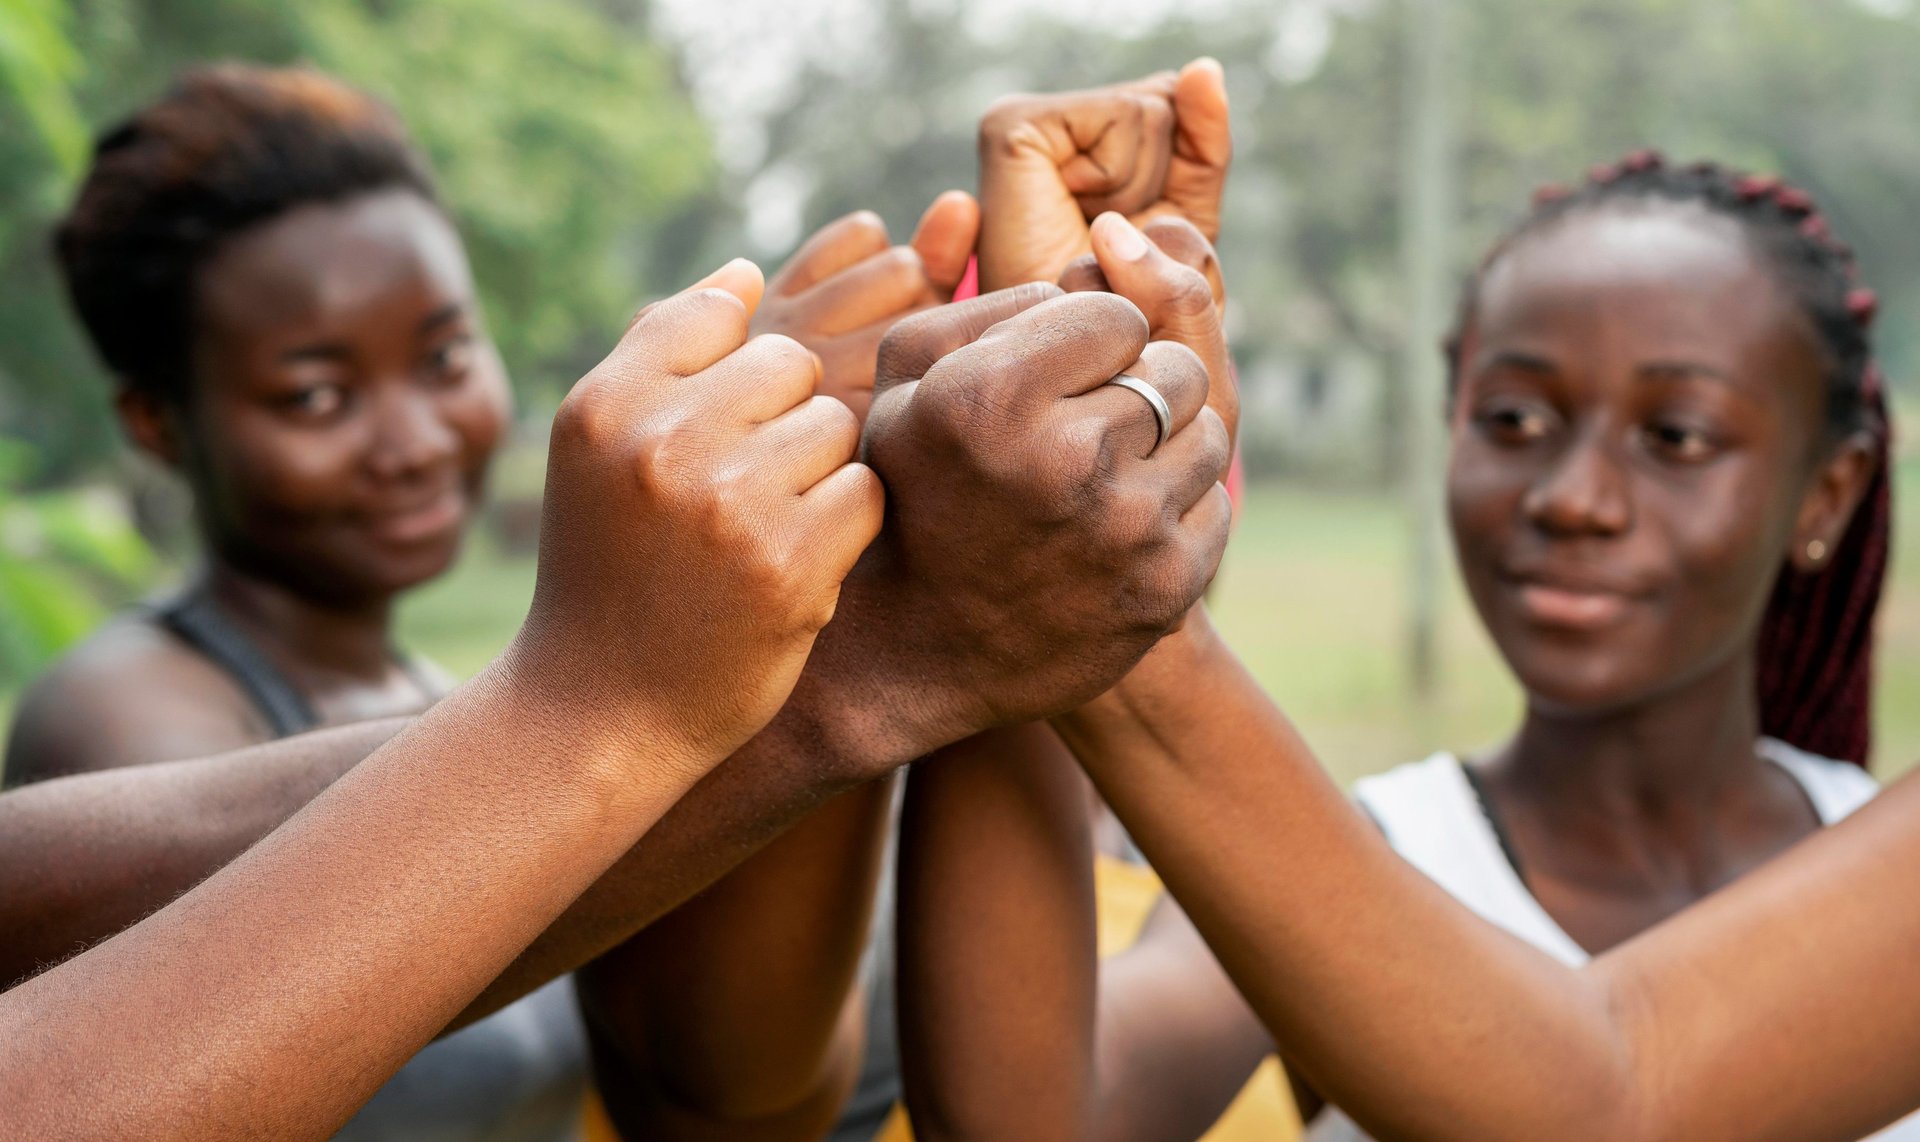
xmin=976 ymin=58 xmax=1231 ymax=293
xmin=1061 ymin=212 xmax=1237 ymax=452
xmin=828 ymin=285 xmax=1232 ymax=766
xmin=510 ymin=259 xmax=884 ymax=782
xmin=751 ymin=192 xmax=979 ymax=425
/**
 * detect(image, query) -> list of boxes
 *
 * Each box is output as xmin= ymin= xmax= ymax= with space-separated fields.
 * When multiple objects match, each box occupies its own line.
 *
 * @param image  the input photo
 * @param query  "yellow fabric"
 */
xmin=875 ymin=855 xmax=1301 ymax=1141
xmin=581 ymin=1091 xmax=620 ymax=1142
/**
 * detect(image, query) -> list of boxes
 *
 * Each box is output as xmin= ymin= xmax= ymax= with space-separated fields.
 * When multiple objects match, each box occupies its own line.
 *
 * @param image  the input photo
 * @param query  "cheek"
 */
xmin=196 ymin=413 xmax=365 ymax=526
xmin=1655 ymin=468 xmax=1798 ymax=619
xmin=1446 ymin=439 xmax=1529 ymax=563
xmin=449 ymin=366 xmax=513 ymax=476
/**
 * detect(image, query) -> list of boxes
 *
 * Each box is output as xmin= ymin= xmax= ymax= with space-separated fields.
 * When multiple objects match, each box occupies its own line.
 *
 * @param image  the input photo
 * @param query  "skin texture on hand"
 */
xmin=513 ymin=258 xmax=883 ymax=781
xmin=752 ymin=192 xmax=980 ymax=425
xmin=0 ymin=258 xmax=884 ymax=1140
xmin=977 ymin=59 xmax=1231 ymax=293
xmin=896 ymin=217 xmax=1255 ymax=1142
xmin=845 ymin=283 xmax=1232 ymax=757
xmin=568 ymin=249 xmax=1236 ymax=1136
xmin=0 ymin=245 xmax=1239 ymax=1139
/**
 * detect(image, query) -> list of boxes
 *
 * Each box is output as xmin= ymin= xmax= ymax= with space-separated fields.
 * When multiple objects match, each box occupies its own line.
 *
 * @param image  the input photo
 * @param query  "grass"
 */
xmin=396 ymin=453 xmax=1920 ymax=789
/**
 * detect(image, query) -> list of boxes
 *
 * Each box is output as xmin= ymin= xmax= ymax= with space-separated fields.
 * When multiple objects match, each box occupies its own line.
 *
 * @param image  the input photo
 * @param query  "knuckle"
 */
xmin=550 ymin=385 xmax=619 ymax=453
xmin=1061 ymin=290 xmax=1150 ymax=342
xmin=747 ymin=333 xmax=818 ymax=381
xmin=1196 ymin=407 xmax=1231 ymax=464
xmin=843 ymin=210 xmax=888 ymax=246
xmin=884 ymin=245 xmax=928 ymax=289
xmin=669 ymin=287 xmax=752 ymax=338
xmin=1143 ymin=338 xmax=1206 ymax=380
xmin=1164 ymin=267 xmax=1217 ymax=318
xmin=875 ymin=309 xmax=939 ymax=373
xmin=979 ymin=94 xmax=1036 ymax=138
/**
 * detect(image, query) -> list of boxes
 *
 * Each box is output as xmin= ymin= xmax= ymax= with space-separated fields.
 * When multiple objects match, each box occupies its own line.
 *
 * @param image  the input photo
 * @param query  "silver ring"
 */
xmin=1105 ymin=373 xmax=1172 ymax=453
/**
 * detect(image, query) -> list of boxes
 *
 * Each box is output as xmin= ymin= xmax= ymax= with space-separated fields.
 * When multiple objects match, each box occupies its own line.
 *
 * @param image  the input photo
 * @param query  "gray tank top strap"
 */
xmin=151 ymin=586 xmax=318 ymax=738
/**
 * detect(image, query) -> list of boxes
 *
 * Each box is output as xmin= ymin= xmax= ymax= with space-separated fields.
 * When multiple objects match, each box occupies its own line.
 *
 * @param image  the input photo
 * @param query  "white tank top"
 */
xmin=1306 ymin=739 xmax=1920 ymax=1142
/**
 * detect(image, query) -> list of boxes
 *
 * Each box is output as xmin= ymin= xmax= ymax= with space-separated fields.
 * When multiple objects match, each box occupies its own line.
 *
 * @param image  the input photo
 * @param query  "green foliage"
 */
xmin=0 ymin=0 xmax=717 ymax=484
xmin=0 ymin=0 xmax=87 ymax=175
xmin=745 ymin=0 xmax=1920 ymax=475
xmin=0 ymin=471 xmax=157 ymax=686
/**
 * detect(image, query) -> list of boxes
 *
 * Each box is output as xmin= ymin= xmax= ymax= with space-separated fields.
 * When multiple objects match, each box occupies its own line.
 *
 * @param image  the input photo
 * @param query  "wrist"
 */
xmin=1051 ymin=607 xmax=1222 ymax=765
xmin=487 ymin=634 xmax=717 ymax=807
xmin=780 ymin=574 xmax=978 ymax=783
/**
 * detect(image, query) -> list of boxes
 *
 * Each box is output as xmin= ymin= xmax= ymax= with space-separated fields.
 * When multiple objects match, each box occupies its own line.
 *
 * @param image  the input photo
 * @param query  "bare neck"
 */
xmin=1493 ymin=650 xmax=1767 ymax=815
xmin=1477 ymin=644 xmax=1816 ymax=902
xmin=198 ymin=560 xmax=400 ymax=686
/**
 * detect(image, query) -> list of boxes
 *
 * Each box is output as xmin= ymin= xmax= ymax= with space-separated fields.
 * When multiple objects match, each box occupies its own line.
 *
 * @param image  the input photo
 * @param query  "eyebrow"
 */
xmin=275 ymin=301 xmax=469 ymax=364
xmin=1476 ymin=350 xmax=1559 ymax=375
xmin=280 ymin=343 xmax=351 ymax=365
xmin=1636 ymin=360 xmax=1735 ymax=385
xmin=419 ymin=302 xmax=469 ymax=334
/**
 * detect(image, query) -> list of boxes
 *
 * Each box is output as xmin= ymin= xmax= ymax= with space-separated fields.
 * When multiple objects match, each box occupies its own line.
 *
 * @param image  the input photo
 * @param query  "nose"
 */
xmin=1522 ymin=427 xmax=1632 ymax=537
xmin=365 ymin=384 xmax=460 ymax=481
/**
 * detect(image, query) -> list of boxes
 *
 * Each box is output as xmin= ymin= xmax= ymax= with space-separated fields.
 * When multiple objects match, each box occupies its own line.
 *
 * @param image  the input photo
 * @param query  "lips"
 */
xmin=1500 ymin=567 xmax=1651 ymax=632
xmin=360 ymin=487 xmax=467 ymax=546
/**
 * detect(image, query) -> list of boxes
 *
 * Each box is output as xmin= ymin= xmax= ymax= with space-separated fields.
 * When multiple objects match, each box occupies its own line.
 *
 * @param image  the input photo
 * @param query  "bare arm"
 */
xmin=579 ymin=777 xmax=894 ymax=1138
xmin=0 ymin=261 xmax=887 ymax=1141
xmin=566 ymin=196 xmax=970 ymax=1139
xmin=0 ymin=717 xmax=406 ymax=987
xmin=0 ymin=291 xmax=1229 ymax=1094
xmin=1056 ymin=609 xmax=1920 ymax=1142
xmin=897 ymin=723 xmax=1269 ymax=1142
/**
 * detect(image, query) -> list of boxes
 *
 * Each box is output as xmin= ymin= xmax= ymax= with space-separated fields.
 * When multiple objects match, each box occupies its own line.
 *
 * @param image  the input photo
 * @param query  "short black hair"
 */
xmin=55 ymin=63 xmax=440 ymax=402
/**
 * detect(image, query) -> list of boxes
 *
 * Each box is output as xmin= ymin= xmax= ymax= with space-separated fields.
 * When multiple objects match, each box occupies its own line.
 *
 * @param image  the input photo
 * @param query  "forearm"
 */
xmin=897 ymin=723 xmax=1102 ymax=1142
xmin=0 ymin=661 xmax=696 ymax=1141
xmin=1059 ymin=611 xmax=1920 ymax=1140
xmin=0 ymin=717 xmax=407 ymax=987
xmin=579 ymin=773 xmax=896 ymax=1132
xmin=1053 ymin=612 xmax=1644 ymax=1141
xmin=900 ymin=724 xmax=1269 ymax=1142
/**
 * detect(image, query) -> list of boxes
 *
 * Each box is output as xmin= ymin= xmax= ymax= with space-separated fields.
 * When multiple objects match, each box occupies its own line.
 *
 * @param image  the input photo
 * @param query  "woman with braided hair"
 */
xmin=896 ymin=154 xmax=1917 ymax=1141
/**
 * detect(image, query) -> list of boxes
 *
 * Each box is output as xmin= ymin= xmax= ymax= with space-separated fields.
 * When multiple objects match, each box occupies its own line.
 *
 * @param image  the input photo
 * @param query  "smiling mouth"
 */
xmin=1511 ymin=581 xmax=1638 ymax=631
xmin=363 ymin=490 xmax=466 ymax=546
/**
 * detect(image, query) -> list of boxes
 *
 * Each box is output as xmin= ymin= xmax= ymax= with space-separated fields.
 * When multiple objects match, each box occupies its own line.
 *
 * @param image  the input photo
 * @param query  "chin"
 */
xmin=325 ymin=534 xmax=467 ymax=602
xmin=1498 ymin=637 xmax=1667 ymax=719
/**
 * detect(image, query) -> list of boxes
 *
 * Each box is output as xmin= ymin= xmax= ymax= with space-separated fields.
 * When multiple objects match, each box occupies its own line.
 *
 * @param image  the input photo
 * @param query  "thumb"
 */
xmin=1173 ymin=58 xmax=1231 ymax=170
xmin=911 ymin=190 xmax=982 ymax=296
xmin=1153 ymin=57 xmax=1232 ymax=242
xmin=684 ymin=256 xmax=766 ymax=320
xmin=1088 ymin=212 xmax=1237 ymax=445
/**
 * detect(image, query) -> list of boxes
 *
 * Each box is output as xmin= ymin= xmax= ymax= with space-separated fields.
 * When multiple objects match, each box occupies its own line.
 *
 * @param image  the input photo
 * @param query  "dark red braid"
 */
xmin=1449 ymin=151 xmax=1894 ymax=766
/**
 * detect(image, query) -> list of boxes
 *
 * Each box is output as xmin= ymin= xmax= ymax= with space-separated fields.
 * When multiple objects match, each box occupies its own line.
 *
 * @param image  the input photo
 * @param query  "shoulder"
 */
xmin=1759 ymin=737 xmax=1880 ymax=825
xmin=3 ymin=615 xmax=266 ymax=786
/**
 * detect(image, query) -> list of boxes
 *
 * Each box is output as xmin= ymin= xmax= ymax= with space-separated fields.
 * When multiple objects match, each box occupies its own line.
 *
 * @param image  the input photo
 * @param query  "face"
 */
xmin=147 ymin=189 xmax=511 ymax=604
xmin=1447 ymin=205 xmax=1837 ymax=715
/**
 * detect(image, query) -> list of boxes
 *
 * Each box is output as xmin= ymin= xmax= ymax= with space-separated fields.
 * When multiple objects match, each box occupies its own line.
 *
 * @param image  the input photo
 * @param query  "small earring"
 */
xmin=1806 ymin=539 xmax=1828 ymax=563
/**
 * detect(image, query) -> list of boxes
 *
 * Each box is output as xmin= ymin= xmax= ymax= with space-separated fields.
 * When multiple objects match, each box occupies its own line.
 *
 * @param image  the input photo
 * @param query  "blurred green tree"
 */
xmin=730 ymin=0 xmax=1920 ymax=477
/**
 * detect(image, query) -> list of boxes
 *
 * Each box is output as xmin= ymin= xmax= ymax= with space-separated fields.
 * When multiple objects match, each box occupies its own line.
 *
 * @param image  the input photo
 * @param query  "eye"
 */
xmin=1641 ymin=419 xmax=1718 ymax=463
xmin=1473 ymin=399 xmax=1558 ymax=445
xmin=423 ymin=335 xmax=475 ymax=385
xmin=277 ymin=382 xmax=349 ymax=421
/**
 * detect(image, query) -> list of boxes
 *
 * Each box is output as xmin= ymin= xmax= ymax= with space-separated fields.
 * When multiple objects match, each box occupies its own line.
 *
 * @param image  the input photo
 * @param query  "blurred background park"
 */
xmin=3 ymin=0 xmax=1919 ymax=784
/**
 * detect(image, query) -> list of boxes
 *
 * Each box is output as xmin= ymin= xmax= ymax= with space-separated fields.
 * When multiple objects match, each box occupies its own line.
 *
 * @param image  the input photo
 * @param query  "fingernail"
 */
xmin=1099 ymin=214 xmax=1149 ymax=262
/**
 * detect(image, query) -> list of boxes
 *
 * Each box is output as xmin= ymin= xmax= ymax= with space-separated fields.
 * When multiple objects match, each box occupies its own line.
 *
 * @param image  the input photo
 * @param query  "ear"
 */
xmin=115 ymin=385 xmax=187 ymax=469
xmin=1789 ymin=432 xmax=1877 ymax=574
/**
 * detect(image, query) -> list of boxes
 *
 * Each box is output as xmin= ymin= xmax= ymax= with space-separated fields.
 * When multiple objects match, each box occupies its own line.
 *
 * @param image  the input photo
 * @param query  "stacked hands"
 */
xmin=0 ymin=57 xmax=1242 ymax=1141
xmin=517 ymin=56 xmax=1237 ymax=784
